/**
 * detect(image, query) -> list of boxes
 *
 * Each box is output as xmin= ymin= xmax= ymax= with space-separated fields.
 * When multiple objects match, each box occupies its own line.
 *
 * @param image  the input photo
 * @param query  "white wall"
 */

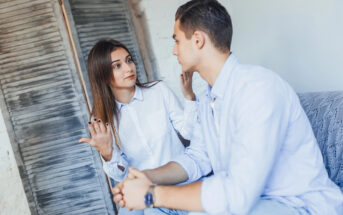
xmin=137 ymin=0 xmax=342 ymax=97
xmin=229 ymin=0 xmax=343 ymax=92
xmin=0 ymin=109 xmax=31 ymax=215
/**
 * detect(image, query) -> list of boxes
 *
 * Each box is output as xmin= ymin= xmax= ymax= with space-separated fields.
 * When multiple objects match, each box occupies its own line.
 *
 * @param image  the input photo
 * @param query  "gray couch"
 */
xmin=298 ymin=91 xmax=343 ymax=192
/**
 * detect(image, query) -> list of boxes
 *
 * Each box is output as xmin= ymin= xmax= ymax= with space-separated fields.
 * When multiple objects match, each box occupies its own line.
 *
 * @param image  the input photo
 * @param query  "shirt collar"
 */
xmin=207 ymin=53 xmax=239 ymax=99
xmin=115 ymin=85 xmax=144 ymax=109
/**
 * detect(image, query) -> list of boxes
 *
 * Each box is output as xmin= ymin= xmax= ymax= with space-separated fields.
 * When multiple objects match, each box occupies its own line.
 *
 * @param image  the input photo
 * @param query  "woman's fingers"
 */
xmin=184 ymin=71 xmax=189 ymax=81
xmin=113 ymin=193 xmax=123 ymax=202
xmin=180 ymin=74 xmax=186 ymax=86
xmin=92 ymin=118 xmax=101 ymax=133
xmin=118 ymin=200 xmax=125 ymax=208
xmin=88 ymin=122 xmax=96 ymax=137
xmin=106 ymin=122 xmax=111 ymax=134
xmin=78 ymin=137 xmax=96 ymax=147
xmin=98 ymin=120 xmax=106 ymax=133
xmin=188 ymin=71 xmax=194 ymax=80
xmin=79 ymin=137 xmax=90 ymax=144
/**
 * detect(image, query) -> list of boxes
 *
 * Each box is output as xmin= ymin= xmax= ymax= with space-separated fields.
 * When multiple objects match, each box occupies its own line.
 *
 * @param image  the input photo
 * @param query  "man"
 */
xmin=113 ymin=0 xmax=343 ymax=214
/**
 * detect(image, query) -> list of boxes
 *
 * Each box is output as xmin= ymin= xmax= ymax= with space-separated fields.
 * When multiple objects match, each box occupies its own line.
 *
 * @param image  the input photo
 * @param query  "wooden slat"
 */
xmin=0 ymin=0 xmax=115 ymax=214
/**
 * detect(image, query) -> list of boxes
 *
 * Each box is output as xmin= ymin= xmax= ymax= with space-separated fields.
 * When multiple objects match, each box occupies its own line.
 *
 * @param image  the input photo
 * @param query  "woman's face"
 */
xmin=110 ymin=47 xmax=137 ymax=89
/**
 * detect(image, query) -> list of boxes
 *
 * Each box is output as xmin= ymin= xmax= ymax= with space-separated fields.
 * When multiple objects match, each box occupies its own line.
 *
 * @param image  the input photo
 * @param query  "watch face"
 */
xmin=144 ymin=192 xmax=153 ymax=207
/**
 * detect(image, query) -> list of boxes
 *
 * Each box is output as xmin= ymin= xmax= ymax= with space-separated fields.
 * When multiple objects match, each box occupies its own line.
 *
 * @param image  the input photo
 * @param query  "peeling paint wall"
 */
xmin=0 ymin=110 xmax=30 ymax=215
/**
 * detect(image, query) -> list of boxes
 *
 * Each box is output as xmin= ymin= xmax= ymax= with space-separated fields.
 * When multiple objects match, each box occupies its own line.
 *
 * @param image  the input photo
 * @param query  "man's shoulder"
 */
xmin=232 ymin=64 xmax=289 ymax=93
xmin=235 ymin=64 xmax=278 ymax=83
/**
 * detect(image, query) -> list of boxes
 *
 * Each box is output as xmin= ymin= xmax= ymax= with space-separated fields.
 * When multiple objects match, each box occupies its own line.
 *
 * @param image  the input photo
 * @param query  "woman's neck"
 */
xmin=112 ymin=86 xmax=136 ymax=104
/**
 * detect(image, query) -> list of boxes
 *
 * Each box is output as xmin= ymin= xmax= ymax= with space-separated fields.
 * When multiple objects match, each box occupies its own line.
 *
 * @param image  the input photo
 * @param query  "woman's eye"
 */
xmin=127 ymin=58 xmax=133 ymax=63
xmin=113 ymin=64 xmax=120 ymax=69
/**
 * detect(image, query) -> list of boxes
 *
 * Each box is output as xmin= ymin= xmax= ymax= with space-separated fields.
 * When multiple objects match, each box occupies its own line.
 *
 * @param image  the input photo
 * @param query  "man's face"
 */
xmin=172 ymin=20 xmax=197 ymax=73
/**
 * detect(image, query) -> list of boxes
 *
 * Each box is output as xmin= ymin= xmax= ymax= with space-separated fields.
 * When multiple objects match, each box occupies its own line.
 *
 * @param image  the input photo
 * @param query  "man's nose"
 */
xmin=172 ymin=44 xmax=177 ymax=56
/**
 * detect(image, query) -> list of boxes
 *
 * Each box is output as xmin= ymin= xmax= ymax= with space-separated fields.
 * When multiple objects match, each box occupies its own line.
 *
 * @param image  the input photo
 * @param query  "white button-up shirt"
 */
xmin=173 ymin=54 xmax=343 ymax=215
xmin=103 ymin=82 xmax=197 ymax=182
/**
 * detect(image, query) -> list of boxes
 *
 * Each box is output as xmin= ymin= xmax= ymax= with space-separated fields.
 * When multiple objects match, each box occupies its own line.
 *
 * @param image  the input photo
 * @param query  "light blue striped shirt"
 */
xmin=172 ymin=54 xmax=343 ymax=215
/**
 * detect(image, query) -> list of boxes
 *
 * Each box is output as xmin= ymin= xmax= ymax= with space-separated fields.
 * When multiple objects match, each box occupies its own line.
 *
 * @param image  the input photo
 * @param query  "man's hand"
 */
xmin=112 ymin=181 xmax=125 ymax=208
xmin=122 ymin=168 xmax=153 ymax=210
xmin=180 ymin=71 xmax=195 ymax=101
xmin=79 ymin=118 xmax=113 ymax=161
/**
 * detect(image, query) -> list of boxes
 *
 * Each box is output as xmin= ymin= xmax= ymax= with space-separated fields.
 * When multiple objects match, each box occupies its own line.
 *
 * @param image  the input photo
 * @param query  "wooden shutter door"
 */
xmin=0 ymin=0 xmax=115 ymax=214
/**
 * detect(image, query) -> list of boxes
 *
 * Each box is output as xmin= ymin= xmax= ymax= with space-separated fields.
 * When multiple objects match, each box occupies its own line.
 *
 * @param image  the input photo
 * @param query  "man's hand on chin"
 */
xmin=122 ymin=167 xmax=153 ymax=210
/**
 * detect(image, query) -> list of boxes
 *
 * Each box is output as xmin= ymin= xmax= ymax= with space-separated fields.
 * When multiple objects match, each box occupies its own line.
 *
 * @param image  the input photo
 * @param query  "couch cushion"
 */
xmin=298 ymin=91 xmax=343 ymax=191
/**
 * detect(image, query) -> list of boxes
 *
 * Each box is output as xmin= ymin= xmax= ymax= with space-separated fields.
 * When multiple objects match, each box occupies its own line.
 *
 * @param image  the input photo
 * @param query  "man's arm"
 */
xmin=154 ymin=181 xmax=204 ymax=211
xmin=112 ymin=162 xmax=189 ymax=208
xmin=143 ymin=161 xmax=188 ymax=185
xmin=120 ymin=168 xmax=204 ymax=212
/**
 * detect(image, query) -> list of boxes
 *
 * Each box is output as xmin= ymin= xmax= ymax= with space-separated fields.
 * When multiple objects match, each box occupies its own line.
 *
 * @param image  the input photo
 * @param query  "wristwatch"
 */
xmin=144 ymin=185 xmax=155 ymax=208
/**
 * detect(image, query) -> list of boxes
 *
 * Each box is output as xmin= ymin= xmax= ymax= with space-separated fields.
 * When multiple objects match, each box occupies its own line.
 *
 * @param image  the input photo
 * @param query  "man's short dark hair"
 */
xmin=175 ymin=0 xmax=233 ymax=52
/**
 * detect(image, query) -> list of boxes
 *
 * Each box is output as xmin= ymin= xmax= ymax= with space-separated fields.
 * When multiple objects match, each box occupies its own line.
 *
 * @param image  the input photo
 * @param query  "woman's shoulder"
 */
xmin=140 ymin=81 xmax=169 ymax=93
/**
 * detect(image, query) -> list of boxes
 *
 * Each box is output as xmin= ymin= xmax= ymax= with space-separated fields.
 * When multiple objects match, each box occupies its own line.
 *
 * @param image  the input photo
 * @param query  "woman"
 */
xmin=79 ymin=39 xmax=196 ymax=215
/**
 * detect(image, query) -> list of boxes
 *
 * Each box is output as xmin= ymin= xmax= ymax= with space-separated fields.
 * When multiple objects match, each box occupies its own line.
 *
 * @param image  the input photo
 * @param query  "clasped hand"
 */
xmin=112 ymin=167 xmax=153 ymax=211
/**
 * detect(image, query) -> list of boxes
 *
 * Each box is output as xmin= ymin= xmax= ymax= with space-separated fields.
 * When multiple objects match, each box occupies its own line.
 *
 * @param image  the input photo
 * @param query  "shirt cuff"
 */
xmin=171 ymin=153 xmax=202 ymax=184
xmin=101 ymin=153 xmax=129 ymax=182
xmin=183 ymin=96 xmax=198 ymax=112
xmin=201 ymin=172 xmax=229 ymax=214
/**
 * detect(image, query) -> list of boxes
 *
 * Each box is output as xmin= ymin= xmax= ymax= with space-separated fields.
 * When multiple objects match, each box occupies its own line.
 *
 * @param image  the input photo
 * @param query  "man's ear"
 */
xmin=193 ymin=30 xmax=205 ymax=50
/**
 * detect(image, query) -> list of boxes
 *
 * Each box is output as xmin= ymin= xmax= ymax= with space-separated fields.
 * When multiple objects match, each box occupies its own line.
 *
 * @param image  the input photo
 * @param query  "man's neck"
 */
xmin=198 ymin=51 xmax=230 ymax=87
xmin=112 ymin=86 xmax=136 ymax=104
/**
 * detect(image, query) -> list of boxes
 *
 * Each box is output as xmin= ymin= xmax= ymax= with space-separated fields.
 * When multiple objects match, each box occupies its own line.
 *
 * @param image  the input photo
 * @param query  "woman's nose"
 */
xmin=122 ymin=62 xmax=132 ymax=72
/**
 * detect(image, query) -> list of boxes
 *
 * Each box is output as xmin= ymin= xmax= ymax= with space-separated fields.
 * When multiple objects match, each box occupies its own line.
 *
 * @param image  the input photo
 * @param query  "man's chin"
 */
xmin=181 ymin=66 xmax=192 ymax=73
xmin=182 ymin=69 xmax=195 ymax=74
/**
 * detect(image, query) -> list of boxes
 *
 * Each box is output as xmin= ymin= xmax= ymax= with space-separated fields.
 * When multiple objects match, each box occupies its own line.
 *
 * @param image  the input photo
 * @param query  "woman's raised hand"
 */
xmin=180 ymin=71 xmax=195 ymax=101
xmin=79 ymin=118 xmax=113 ymax=161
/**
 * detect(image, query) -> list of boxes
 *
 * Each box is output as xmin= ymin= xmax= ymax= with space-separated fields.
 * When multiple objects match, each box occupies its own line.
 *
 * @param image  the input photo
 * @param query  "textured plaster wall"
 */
xmin=229 ymin=0 xmax=343 ymax=93
xmin=0 ymin=109 xmax=30 ymax=215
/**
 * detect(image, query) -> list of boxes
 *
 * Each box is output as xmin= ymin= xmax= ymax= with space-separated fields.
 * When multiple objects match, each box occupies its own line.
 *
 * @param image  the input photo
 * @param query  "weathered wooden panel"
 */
xmin=0 ymin=0 xmax=115 ymax=214
xmin=63 ymin=0 xmax=147 ymax=104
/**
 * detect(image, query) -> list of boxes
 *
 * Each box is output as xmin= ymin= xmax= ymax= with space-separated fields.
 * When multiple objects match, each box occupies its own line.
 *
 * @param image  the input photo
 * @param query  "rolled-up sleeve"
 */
xmin=172 ymin=120 xmax=212 ymax=183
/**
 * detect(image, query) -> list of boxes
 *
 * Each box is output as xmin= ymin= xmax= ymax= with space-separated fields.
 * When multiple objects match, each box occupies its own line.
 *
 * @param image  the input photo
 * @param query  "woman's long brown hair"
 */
xmin=87 ymin=39 xmax=158 ymax=149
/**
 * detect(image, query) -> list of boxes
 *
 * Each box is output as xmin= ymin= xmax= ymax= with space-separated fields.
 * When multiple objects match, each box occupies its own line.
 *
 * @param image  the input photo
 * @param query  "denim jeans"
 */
xmin=188 ymin=199 xmax=310 ymax=215
xmin=118 ymin=207 xmax=188 ymax=215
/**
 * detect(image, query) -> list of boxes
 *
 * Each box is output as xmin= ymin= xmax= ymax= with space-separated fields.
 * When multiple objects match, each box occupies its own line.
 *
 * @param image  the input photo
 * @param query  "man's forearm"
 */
xmin=143 ymin=161 xmax=188 ymax=185
xmin=154 ymin=181 xmax=204 ymax=211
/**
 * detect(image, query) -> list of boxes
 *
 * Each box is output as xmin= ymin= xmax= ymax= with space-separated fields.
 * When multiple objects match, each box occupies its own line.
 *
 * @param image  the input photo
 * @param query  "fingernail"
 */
xmin=88 ymin=122 xmax=91 ymax=124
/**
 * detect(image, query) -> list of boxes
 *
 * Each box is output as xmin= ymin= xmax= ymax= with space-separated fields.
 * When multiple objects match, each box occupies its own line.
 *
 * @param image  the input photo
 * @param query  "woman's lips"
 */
xmin=125 ymin=75 xmax=135 ymax=79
